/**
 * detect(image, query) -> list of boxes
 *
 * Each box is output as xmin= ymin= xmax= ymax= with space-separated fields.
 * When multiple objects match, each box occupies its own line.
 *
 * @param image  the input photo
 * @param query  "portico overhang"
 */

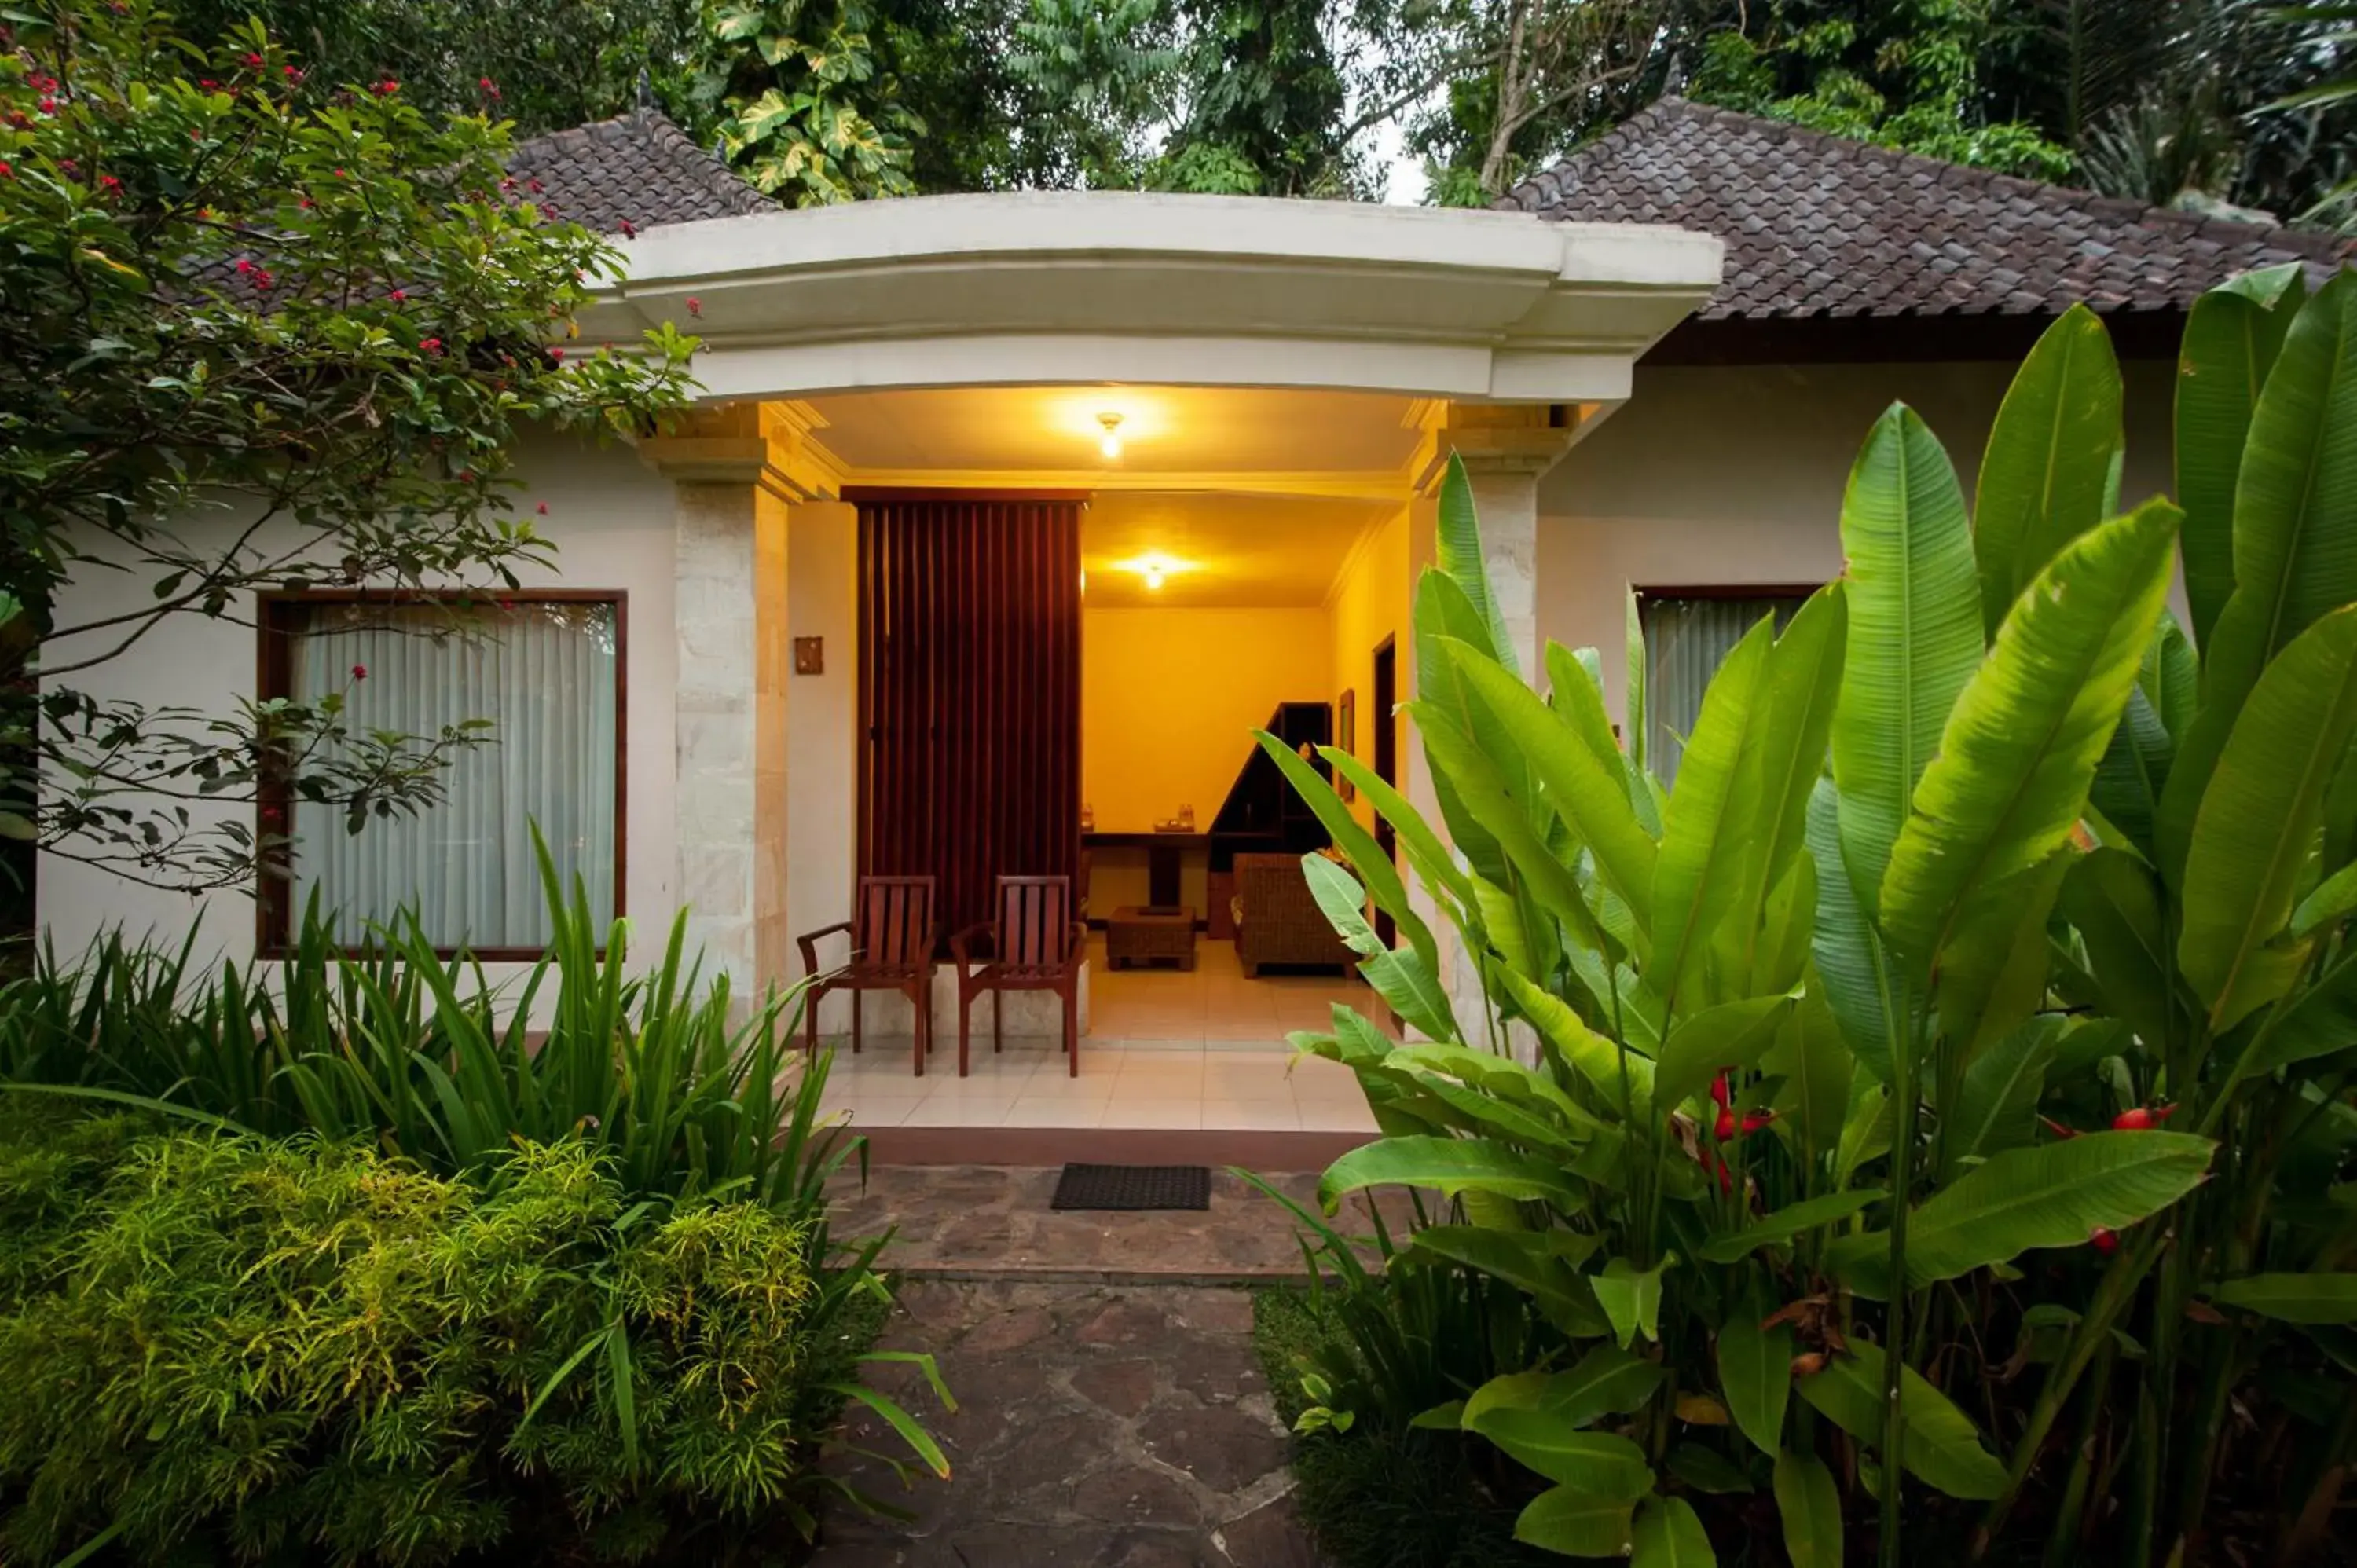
xmin=583 ymin=190 xmax=1725 ymax=406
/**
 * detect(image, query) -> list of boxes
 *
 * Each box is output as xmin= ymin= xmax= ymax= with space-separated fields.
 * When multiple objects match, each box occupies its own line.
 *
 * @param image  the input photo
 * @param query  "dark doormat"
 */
xmin=1051 ymin=1163 xmax=1211 ymax=1211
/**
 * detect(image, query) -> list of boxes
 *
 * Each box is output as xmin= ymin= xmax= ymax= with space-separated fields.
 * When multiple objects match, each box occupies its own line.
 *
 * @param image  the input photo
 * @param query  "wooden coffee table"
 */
xmin=1106 ymin=905 xmax=1197 ymax=970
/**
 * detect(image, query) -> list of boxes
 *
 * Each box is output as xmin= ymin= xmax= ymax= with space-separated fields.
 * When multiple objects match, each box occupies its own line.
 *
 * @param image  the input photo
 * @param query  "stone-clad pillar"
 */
xmin=640 ymin=405 xmax=813 ymax=1001
xmin=1404 ymin=405 xmax=1578 ymax=1051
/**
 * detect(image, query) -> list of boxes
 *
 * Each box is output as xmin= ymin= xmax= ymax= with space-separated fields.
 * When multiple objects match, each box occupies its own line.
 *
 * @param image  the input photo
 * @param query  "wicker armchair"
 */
xmin=1230 ymin=852 xmax=1354 ymax=977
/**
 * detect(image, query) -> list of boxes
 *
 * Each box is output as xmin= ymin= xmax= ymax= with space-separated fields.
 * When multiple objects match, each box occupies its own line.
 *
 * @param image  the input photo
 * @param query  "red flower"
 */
xmin=478 ymin=76 xmax=500 ymax=99
xmin=527 ymin=178 xmax=544 ymax=194
xmin=233 ymin=257 xmax=254 ymax=274
xmin=350 ymin=663 xmax=368 ymax=680
xmin=388 ymin=288 xmax=406 ymax=302
xmin=38 ymin=95 xmax=57 ymax=115
xmin=1710 ymin=1071 xmax=1732 ymax=1109
xmin=1740 ymin=1110 xmax=1777 ymax=1136
xmin=548 ymin=346 xmax=565 ymax=361
xmin=2089 ymin=1226 xmax=2118 ymax=1255
xmin=0 ymin=161 xmax=13 ymax=180
xmin=2040 ymin=1115 xmax=2080 ymax=1140
xmin=298 ymin=195 xmax=313 ymax=209
xmin=333 ymin=167 xmax=346 ymax=178
xmin=283 ymin=64 xmax=302 ymax=80
xmin=535 ymin=501 xmax=548 ymax=515
xmin=2112 ymin=1105 xmax=2176 ymax=1132
xmin=420 ymin=337 xmax=443 ymax=354
xmin=686 ymin=295 xmax=702 ymax=316
xmin=373 ymin=78 xmax=400 ymax=95
xmin=242 ymin=51 xmax=265 ymax=68
xmin=618 ymin=218 xmax=637 ymax=238
xmin=1714 ymin=1107 xmax=1736 ymax=1143
xmin=200 ymin=78 xmax=218 ymax=90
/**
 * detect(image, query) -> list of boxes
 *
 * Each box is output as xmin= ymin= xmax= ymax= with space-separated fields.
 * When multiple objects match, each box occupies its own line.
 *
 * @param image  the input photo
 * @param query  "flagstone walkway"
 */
xmin=810 ymin=1164 xmax=1376 ymax=1566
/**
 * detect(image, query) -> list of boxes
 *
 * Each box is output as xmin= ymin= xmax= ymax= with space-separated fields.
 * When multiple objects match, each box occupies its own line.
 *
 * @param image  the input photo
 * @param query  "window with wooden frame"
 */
xmin=257 ymin=592 xmax=625 ymax=957
xmin=1636 ymin=585 xmax=1817 ymax=782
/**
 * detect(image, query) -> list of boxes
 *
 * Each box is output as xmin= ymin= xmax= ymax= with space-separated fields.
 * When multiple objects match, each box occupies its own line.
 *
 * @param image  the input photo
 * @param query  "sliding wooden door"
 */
xmin=855 ymin=491 xmax=1083 ymax=947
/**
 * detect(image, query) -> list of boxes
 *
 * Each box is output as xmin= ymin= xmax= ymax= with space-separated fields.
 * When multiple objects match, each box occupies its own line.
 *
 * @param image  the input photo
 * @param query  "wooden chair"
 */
xmin=797 ymin=876 xmax=939 ymax=1076
xmin=950 ymin=875 xmax=1086 ymax=1077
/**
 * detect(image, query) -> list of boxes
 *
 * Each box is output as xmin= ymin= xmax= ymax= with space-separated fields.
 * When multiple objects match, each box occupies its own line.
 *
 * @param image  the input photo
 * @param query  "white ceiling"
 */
xmin=1080 ymin=491 xmax=1393 ymax=609
xmin=803 ymin=385 xmax=1425 ymax=476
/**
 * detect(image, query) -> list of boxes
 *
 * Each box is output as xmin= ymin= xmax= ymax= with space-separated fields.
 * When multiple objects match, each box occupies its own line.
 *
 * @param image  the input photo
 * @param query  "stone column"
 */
xmin=1404 ymin=405 xmax=1578 ymax=1052
xmin=640 ymin=407 xmax=803 ymax=1001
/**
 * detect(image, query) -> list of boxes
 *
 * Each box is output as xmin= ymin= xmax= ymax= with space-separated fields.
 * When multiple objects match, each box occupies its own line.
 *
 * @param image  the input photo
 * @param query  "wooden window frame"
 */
xmin=255 ymin=588 xmax=629 ymax=961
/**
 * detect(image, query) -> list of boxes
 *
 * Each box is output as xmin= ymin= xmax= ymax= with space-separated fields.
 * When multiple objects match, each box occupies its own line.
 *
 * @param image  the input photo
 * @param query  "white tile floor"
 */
xmin=815 ymin=936 xmax=1382 ymax=1134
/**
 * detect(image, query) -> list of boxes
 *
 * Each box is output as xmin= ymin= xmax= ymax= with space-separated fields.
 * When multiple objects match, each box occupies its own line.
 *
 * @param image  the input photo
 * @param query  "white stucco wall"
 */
xmin=1536 ymin=358 xmax=2179 ymax=722
xmin=36 ymin=432 xmax=680 ymax=983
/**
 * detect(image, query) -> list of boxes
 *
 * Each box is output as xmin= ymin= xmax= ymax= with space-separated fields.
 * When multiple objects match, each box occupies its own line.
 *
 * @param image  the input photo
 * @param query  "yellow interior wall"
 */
xmin=1323 ymin=508 xmax=1412 ymax=830
xmin=1083 ymin=607 xmax=1334 ymax=833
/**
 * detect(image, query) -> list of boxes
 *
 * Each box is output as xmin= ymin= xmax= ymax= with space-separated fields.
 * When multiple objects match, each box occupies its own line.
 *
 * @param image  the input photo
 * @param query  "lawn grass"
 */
xmin=1252 ymin=1287 xmax=1557 ymax=1568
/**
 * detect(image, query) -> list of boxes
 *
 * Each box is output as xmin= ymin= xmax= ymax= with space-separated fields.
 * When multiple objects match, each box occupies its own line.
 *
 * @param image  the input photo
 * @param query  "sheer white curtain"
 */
xmin=1640 ymin=595 xmax=1806 ymax=783
xmin=291 ymin=601 xmax=618 ymax=948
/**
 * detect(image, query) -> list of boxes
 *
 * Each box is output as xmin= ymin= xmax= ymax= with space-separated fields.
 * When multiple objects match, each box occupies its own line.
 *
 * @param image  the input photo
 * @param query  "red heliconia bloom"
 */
xmin=2089 ymin=1226 xmax=2119 ymax=1255
xmin=1740 ymin=1110 xmax=1777 ymax=1136
xmin=536 ymin=501 xmax=548 ymax=515
xmin=686 ymin=295 xmax=702 ymax=317
xmin=1714 ymin=1107 xmax=1736 ymax=1142
xmin=2040 ymin=1115 xmax=2080 ymax=1140
xmin=2112 ymin=1105 xmax=2176 ymax=1132
xmin=350 ymin=664 xmax=368 ymax=680
xmin=420 ymin=337 xmax=443 ymax=354
xmin=1710 ymin=1071 xmax=1732 ymax=1109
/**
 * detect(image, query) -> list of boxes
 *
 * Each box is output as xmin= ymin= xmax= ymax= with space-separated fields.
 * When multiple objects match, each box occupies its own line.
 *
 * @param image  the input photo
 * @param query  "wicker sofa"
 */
xmin=1230 ymin=852 xmax=1355 ymax=977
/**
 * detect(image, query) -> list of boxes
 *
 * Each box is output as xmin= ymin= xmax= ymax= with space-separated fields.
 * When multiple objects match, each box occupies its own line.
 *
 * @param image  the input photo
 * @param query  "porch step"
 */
xmin=823 ymin=1162 xmax=1406 ymax=1284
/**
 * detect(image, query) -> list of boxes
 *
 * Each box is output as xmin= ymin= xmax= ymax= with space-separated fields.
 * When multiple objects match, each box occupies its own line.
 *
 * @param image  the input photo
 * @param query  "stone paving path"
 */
xmin=810 ymin=1163 xmax=1375 ymax=1565
xmin=816 ymin=1279 xmax=1318 ymax=1567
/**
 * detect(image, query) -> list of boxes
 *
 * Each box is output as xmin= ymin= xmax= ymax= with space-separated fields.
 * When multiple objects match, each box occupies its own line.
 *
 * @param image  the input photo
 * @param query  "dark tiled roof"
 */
xmin=1499 ymin=98 xmax=2353 ymax=320
xmin=505 ymin=108 xmax=773 ymax=233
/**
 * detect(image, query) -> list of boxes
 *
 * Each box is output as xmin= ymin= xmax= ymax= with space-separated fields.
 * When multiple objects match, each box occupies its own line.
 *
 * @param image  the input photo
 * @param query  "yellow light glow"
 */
xmin=1098 ymin=412 xmax=1124 ymax=461
xmin=1108 ymin=552 xmax=1195 ymax=592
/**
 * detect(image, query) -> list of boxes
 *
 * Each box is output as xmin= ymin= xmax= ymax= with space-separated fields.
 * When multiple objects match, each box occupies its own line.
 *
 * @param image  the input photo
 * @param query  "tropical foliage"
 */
xmin=0 ymin=1 xmax=698 ymax=892
xmin=0 ymin=1108 xmax=940 ymax=1564
xmin=691 ymin=0 xmax=924 ymax=203
xmin=1257 ymin=261 xmax=2357 ymax=1563
xmin=0 ymin=843 xmax=955 ymax=1552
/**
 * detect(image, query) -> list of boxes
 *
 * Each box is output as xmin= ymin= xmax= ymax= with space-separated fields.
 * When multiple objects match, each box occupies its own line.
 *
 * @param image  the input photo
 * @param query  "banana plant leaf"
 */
xmin=1973 ymin=303 xmax=2125 ymax=639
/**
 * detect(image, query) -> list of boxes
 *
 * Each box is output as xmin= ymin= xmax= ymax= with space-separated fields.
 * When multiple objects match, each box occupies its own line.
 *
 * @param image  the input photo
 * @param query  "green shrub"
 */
xmin=1253 ymin=1287 xmax=1553 ymax=1568
xmin=0 ymin=1108 xmax=911 ymax=1566
xmin=1258 ymin=264 xmax=2357 ymax=1566
xmin=1 ymin=837 xmax=834 ymax=1217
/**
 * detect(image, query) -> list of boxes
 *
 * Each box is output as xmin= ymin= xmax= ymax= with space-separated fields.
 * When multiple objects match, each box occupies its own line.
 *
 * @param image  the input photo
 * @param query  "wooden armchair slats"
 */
xmin=949 ymin=875 xmax=1086 ymax=1076
xmin=797 ymin=875 xmax=938 ymax=1076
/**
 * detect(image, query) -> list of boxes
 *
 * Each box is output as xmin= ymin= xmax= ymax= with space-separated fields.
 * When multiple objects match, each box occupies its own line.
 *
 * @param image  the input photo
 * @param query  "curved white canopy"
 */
xmin=585 ymin=189 xmax=1724 ymax=405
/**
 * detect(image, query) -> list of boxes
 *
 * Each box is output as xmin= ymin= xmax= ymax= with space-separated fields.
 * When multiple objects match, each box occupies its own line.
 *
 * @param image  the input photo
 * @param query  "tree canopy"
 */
xmin=0 ymin=0 xmax=695 ymax=887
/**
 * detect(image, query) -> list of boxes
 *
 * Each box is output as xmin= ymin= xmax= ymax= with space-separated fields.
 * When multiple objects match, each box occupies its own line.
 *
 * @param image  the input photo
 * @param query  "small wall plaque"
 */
xmin=793 ymin=636 xmax=825 ymax=675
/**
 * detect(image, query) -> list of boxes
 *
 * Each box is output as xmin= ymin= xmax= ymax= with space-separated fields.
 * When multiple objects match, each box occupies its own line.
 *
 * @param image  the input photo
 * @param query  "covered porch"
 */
xmin=589 ymin=189 xmax=1721 ymax=1147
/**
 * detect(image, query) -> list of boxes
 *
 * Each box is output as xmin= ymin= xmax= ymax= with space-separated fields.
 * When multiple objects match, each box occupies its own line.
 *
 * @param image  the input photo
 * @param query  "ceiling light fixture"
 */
xmin=1142 ymin=560 xmax=1164 ymax=592
xmin=1098 ymin=412 xmax=1124 ymax=461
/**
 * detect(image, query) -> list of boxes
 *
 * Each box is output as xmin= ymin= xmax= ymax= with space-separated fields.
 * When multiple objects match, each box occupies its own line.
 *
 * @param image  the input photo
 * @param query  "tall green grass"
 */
xmin=1 ymin=832 xmax=851 ymax=1217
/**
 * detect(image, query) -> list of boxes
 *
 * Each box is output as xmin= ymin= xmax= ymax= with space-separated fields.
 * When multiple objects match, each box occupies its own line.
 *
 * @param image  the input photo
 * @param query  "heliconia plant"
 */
xmin=1257 ymin=262 xmax=2357 ymax=1566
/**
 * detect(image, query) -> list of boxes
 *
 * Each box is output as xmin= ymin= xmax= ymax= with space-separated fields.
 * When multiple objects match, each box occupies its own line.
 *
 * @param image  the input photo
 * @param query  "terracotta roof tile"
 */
xmin=504 ymin=108 xmax=773 ymax=235
xmin=1500 ymin=99 xmax=2352 ymax=319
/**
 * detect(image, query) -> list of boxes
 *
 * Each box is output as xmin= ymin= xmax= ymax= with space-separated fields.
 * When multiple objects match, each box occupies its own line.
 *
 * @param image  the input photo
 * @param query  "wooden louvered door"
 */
xmin=855 ymin=492 xmax=1084 ymax=952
